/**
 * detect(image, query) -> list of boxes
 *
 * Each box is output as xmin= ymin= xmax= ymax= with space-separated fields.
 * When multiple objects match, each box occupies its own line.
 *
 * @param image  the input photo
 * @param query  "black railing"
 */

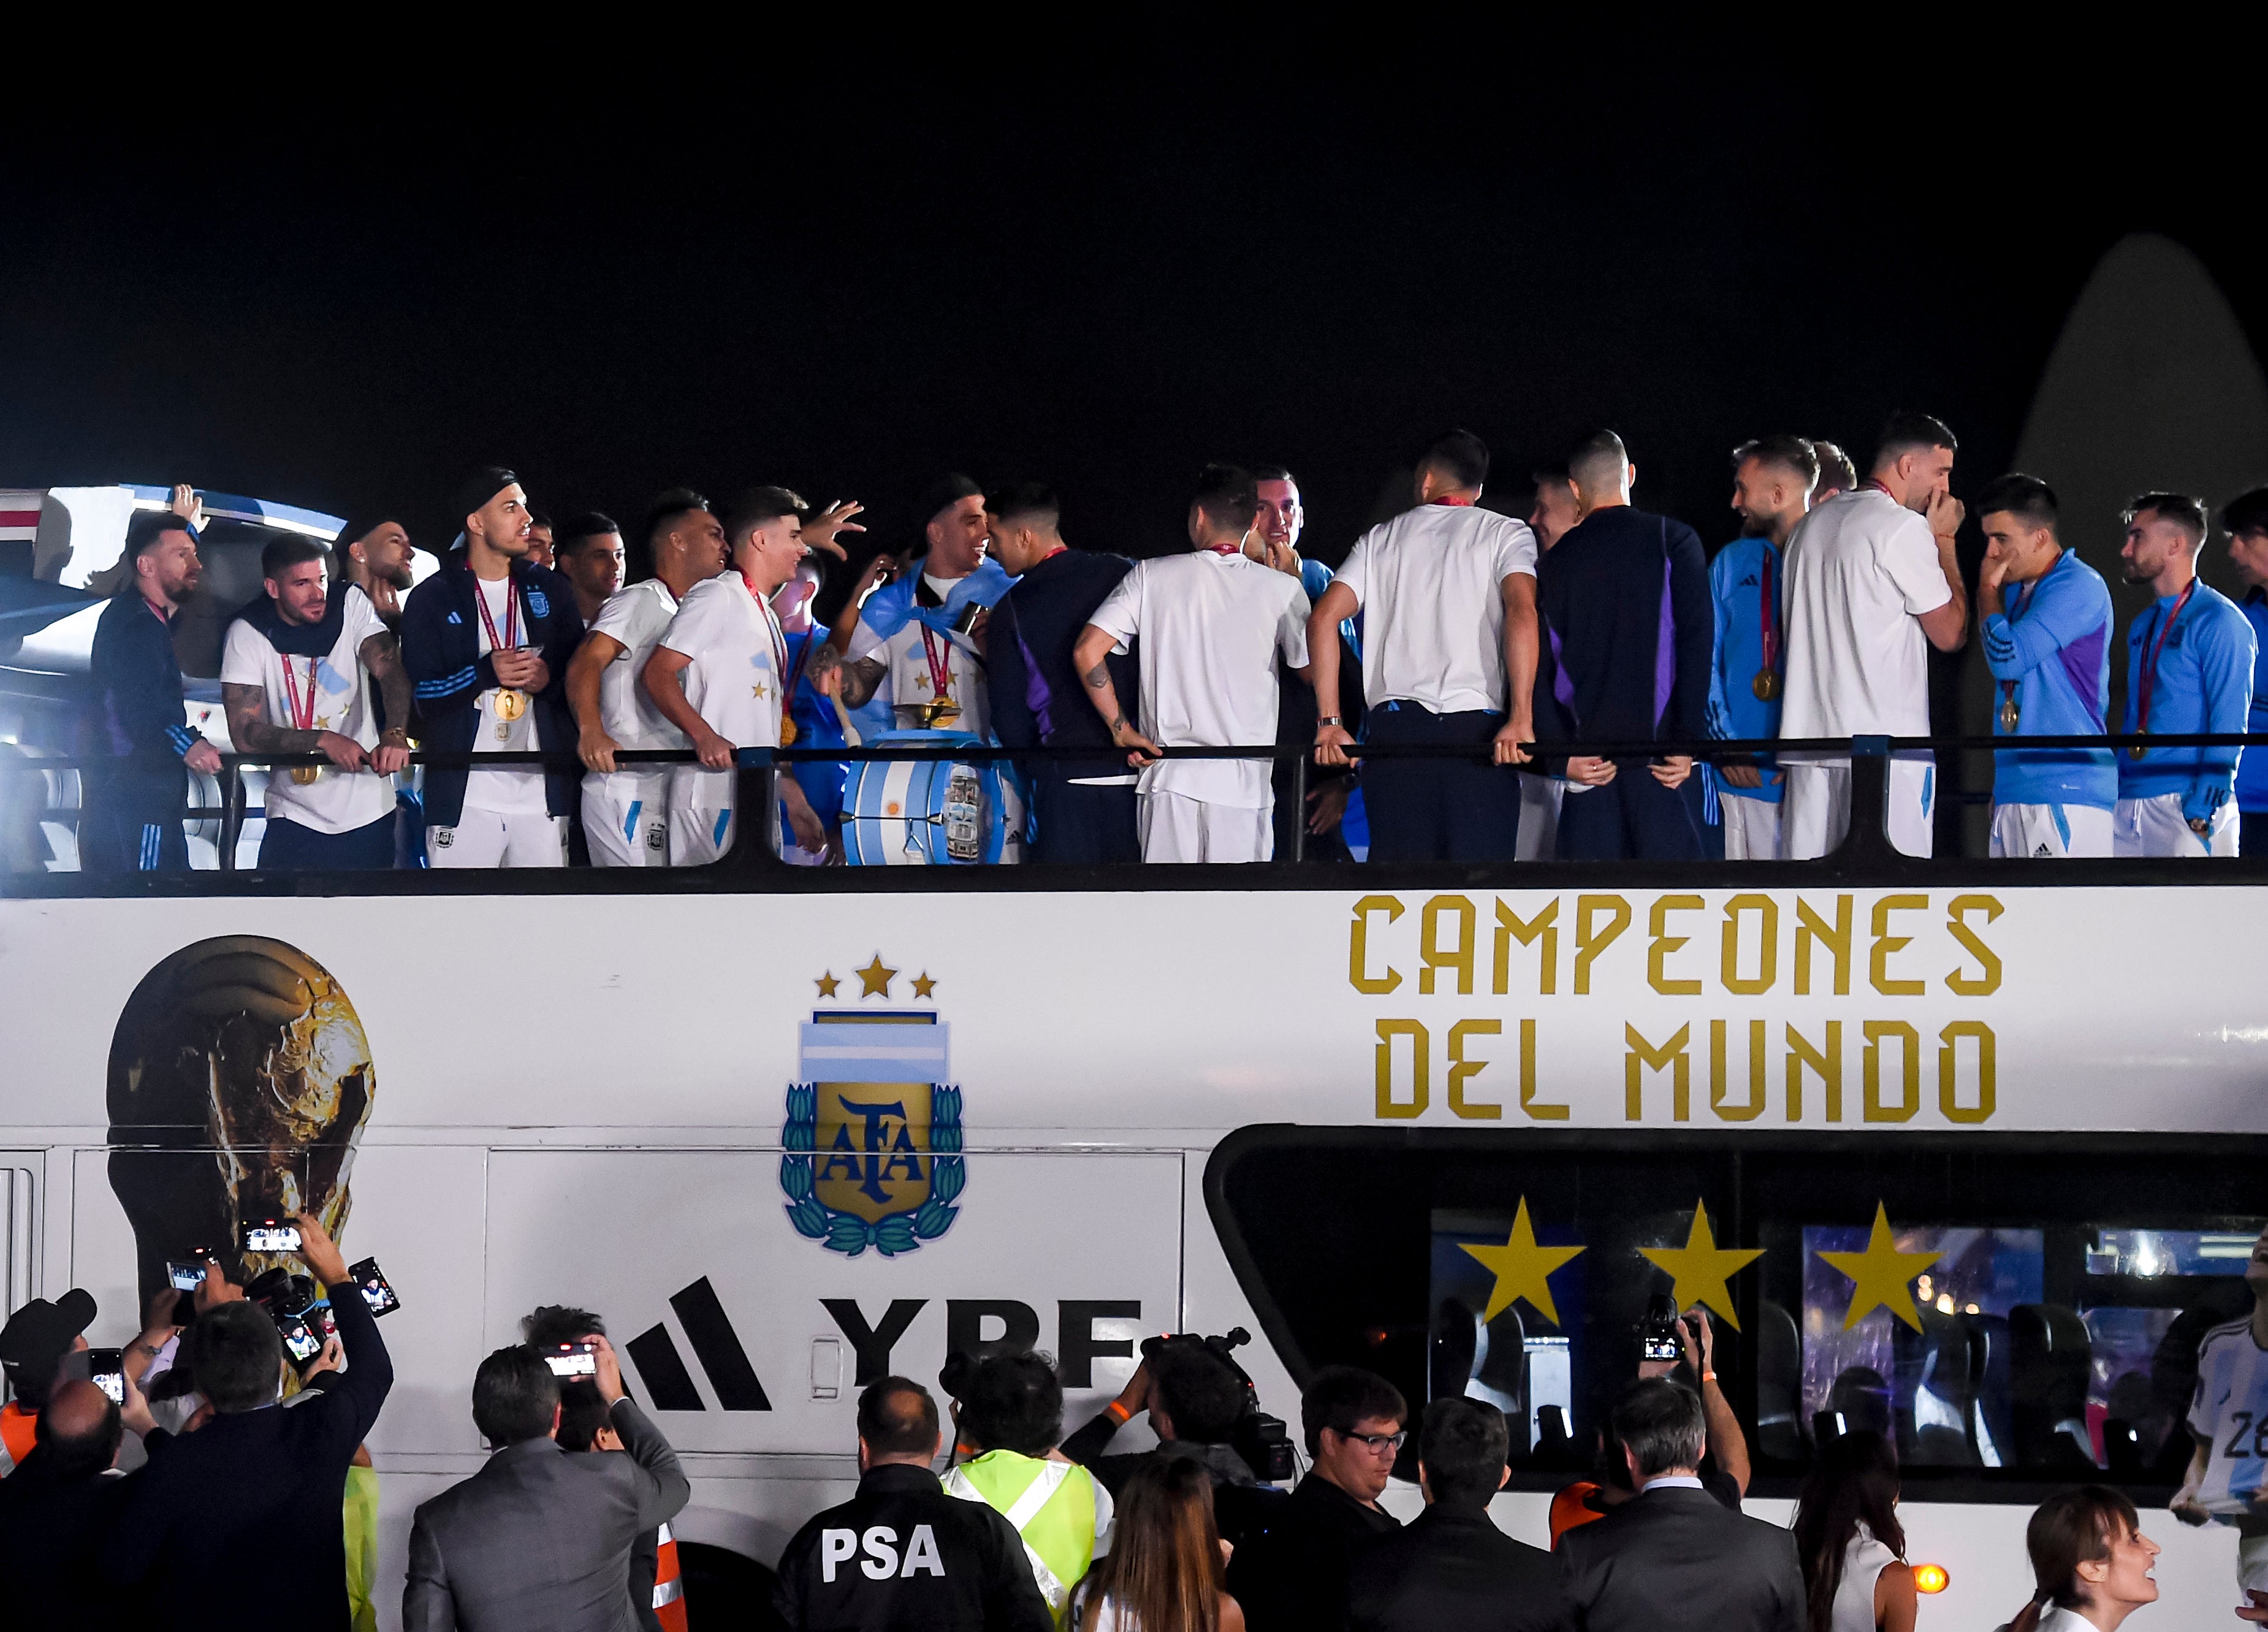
xmin=4 ymin=730 xmax=2262 ymax=877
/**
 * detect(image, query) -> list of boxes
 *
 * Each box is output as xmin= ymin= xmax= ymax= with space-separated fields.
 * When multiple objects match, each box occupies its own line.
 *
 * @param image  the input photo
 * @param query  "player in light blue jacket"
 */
xmin=2220 ymin=486 xmax=2268 ymax=858
xmin=2115 ymin=492 xmax=2256 ymax=857
xmin=1707 ymin=437 xmax=1817 ymax=858
xmin=1974 ymin=475 xmax=2115 ymax=858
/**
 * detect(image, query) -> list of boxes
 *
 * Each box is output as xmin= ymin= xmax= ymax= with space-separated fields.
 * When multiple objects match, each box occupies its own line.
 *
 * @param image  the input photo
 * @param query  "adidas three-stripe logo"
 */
xmin=624 ymin=1276 xmax=772 ymax=1410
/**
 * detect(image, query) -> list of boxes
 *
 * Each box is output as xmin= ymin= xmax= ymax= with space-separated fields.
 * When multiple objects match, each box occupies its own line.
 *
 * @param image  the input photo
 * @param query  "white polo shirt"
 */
xmin=220 ymin=587 xmax=396 ymax=835
xmin=587 ymin=579 xmax=690 ymax=782
xmin=1331 ymin=503 xmax=1538 ymax=714
xmin=1086 ymin=548 xmax=1310 ymax=807
xmin=654 ymin=572 xmax=786 ymax=812
xmin=1779 ymin=487 xmax=1950 ymax=759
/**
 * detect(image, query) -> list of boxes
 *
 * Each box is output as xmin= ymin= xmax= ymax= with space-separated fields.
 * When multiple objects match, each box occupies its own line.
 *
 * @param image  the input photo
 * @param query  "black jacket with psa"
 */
xmin=398 ymin=549 xmax=584 ymax=826
xmin=772 ymin=1462 xmax=1054 ymax=1632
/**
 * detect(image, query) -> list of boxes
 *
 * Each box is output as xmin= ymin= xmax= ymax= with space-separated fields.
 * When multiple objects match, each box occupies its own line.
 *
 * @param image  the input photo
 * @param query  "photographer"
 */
xmin=1558 ymin=1301 xmax=1749 ymax=1542
xmin=102 ymin=1212 xmax=394 ymax=1632
xmin=1061 ymin=1346 xmax=1260 ymax=1501
xmin=405 ymin=1333 xmax=688 ymax=1632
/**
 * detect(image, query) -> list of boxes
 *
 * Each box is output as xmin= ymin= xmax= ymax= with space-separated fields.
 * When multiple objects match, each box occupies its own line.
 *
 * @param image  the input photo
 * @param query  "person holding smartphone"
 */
xmin=102 ymin=1211 xmax=394 ymax=1632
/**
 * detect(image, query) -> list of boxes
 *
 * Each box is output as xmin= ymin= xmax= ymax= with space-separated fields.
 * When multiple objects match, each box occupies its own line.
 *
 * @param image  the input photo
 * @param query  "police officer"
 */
xmin=774 ymin=1377 xmax=1053 ymax=1632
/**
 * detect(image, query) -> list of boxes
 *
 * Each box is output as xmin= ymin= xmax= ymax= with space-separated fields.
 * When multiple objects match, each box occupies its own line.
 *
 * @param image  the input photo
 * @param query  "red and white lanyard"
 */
xmin=744 ymin=574 xmax=789 ymax=682
xmin=472 ymin=576 xmax=520 ymax=655
xmin=2135 ymin=579 xmax=2199 ymax=737
xmin=277 ymin=654 xmax=321 ymax=732
xmin=919 ymin=622 xmax=956 ymax=699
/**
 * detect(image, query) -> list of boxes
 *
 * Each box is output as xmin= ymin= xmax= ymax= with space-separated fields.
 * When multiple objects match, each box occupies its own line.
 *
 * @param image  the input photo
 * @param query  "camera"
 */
xmin=240 ymin=1218 xmax=302 ymax=1254
xmin=246 ymin=1268 xmax=328 ymax=1368
xmin=1638 ymin=1293 xmax=1684 ymax=1365
xmin=544 ymin=1341 xmax=599 ymax=1379
xmin=1140 ymin=1327 xmax=1298 ymax=1484
xmin=85 ymin=1348 xmax=126 ymax=1405
xmin=167 ymin=1259 xmax=208 ymax=1292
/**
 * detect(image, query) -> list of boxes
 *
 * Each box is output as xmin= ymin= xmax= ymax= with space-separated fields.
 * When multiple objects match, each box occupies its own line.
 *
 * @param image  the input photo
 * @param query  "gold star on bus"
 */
xmin=1817 ymin=1203 xmax=1944 ymax=1332
xmin=1638 ymin=1200 xmax=1763 ymax=1329
xmin=911 ymin=972 xmax=937 ymax=999
xmin=854 ymin=955 xmax=897 ymax=998
xmin=1459 ymin=1198 xmax=1583 ymax=1325
xmin=814 ymin=972 xmax=840 ymax=998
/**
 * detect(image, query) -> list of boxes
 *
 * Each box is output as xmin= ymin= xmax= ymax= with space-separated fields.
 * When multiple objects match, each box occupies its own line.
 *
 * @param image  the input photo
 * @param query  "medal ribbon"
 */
xmin=1757 ymin=547 xmax=1779 ymax=675
xmin=742 ymin=574 xmax=790 ymax=682
xmin=472 ymin=574 xmax=520 ymax=659
xmin=2135 ymin=578 xmax=2199 ymax=739
xmin=278 ymin=654 xmax=321 ymax=733
xmin=919 ymin=621 xmax=955 ymax=704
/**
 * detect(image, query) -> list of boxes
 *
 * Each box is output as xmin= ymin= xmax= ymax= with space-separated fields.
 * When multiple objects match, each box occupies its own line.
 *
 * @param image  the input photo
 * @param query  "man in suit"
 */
xmin=1559 ymin=1379 xmax=1803 ymax=1632
xmin=102 ymin=1213 xmax=394 ymax=1632
xmin=1345 ymin=1395 xmax=1563 ymax=1631
xmin=405 ymin=1333 xmax=688 ymax=1632
xmin=0 ymin=1379 xmax=137 ymax=1628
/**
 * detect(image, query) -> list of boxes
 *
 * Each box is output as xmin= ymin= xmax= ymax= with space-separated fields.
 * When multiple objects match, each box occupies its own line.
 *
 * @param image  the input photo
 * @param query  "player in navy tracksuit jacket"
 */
xmin=83 ymin=585 xmax=206 ymax=872
xmin=398 ymin=549 xmax=584 ymax=831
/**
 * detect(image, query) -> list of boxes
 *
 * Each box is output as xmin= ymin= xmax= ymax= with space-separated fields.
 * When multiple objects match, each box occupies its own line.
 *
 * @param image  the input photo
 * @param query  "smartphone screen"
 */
xmin=544 ymin=1341 xmax=598 ymax=1379
xmin=167 ymin=1259 xmax=206 ymax=1292
xmin=348 ymin=1257 xmax=401 ymax=1317
xmin=86 ymin=1348 xmax=125 ymax=1405
xmin=1641 ymin=1336 xmax=1682 ymax=1362
xmin=242 ymin=1219 xmax=302 ymax=1254
xmin=278 ymin=1316 xmax=324 ymax=1365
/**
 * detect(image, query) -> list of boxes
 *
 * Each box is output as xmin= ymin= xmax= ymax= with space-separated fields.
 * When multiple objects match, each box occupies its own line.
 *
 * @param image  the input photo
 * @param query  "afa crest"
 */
xmin=781 ymin=969 xmax=964 ymax=1257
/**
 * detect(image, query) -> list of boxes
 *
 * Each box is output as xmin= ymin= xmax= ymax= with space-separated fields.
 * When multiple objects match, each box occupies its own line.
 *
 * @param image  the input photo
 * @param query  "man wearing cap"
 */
xmin=400 ymin=468 xmax=585 ymax=867
xmin=82 ymin=490 xmax=224 ymax=872
xmin=0 ymin=1287 xmax=97 ymax=1474
xmin=821 ymin=474 xmax=1014 ymax=735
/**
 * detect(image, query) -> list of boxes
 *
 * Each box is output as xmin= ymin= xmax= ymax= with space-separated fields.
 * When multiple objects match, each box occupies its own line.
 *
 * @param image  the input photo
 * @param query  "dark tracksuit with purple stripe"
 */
xmin=984 ymin=547 xmax=1140 ymax=864
xmin=1532 ymin=506 xmax=1714 ymax=860
xmin=83 ymin=589 xmax=202 ymax=871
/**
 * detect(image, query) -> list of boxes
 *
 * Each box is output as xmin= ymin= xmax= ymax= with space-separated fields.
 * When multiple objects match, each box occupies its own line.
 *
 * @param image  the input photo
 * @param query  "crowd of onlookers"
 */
xmin=2 ymin=1221 xmax=2244 ymax=1631
xmin=67 ymin=416 xmax=2268 ymax=875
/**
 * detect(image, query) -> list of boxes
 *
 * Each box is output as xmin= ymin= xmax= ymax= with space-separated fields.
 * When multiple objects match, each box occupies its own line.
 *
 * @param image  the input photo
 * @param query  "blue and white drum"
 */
xmin=839 ymin=731 xmax=1027 ymax=866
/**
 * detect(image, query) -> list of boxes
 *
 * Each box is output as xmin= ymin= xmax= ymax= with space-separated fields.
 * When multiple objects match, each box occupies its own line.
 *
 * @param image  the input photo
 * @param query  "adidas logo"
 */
xmin=2033 ymin=842 xmax=2053 ymax=857
xmin=625 ymin=1276 xmax=772 ymax=1410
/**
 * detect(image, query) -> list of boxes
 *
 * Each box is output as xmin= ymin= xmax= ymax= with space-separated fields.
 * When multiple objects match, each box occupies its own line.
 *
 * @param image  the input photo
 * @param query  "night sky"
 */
xmin=4 ymin=41 xmax=2257 ymax=573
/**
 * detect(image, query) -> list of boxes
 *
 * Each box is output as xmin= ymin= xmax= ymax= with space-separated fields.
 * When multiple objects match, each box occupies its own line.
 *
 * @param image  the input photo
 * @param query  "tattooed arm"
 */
xmin=1070 ymin=623 xmax=1160 ymax=767
xmin=359 ymin=631 xmax=414 ymax=773
xmin=221 ymin=682 xmax=369 ymax=771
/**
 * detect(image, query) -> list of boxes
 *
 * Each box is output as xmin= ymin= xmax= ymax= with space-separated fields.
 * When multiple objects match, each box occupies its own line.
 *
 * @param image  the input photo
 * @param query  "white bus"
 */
xmin=5 ymin=825 xmax=2264 ymax=1629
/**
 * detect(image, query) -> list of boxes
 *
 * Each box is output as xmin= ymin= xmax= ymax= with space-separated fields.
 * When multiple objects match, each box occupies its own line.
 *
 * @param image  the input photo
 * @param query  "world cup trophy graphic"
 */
xmin=107 ymin=937 xmax=377 ymax=1303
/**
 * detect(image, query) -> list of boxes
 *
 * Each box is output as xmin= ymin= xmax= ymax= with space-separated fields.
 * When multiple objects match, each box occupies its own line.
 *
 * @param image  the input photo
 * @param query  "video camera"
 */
xmin=1141 ymin=1327 xmax=1296 ymax=1484
xmin=245 ymin=1268 xmax=329 ymax=1369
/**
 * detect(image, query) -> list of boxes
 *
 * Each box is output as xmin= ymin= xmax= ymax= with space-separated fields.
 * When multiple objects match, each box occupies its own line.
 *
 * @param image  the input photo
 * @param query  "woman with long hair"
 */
xmin=1998 ymin=1485 xmax=2162 ymax=1632
xmin=1072 ymin=1457 xmax=1245 ymax=1632
xmin=1790 ymin=1430 xmax=1915 ymax=1632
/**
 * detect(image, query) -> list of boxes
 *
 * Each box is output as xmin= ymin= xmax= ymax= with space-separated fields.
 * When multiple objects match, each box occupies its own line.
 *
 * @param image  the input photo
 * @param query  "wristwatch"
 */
xmin=1317 ymin=715 xmax=1343 ymax=728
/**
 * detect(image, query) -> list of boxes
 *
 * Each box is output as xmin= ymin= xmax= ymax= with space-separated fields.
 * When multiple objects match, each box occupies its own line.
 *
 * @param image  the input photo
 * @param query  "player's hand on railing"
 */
xmin=1314 ymin=721 xmax=1358 ymax=768
xmin=316 ymin=731 xmax=368 ymax=772
xmin=1650 ymin=755 xmax=1692 ymax=789
xmin=372 ymin=731 xmax=411 ymax=776
xmin=1565 ymin=755 xmax=1617 ymax=786
xmin=1109 ymin=717 xmax=1162 ymax=768
xmin=691 ymin=725 xmax=738 ymax=771
xmin=185 ymin=740 xmax=223 ymax=776
xmin=1491 ymin=714 xmax=1533 ymax=766
xmin=579 ymin=726 xmax=622 ymax=774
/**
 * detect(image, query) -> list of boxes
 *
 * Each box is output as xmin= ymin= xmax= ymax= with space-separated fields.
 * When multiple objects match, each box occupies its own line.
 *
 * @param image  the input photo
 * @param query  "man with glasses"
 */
xmin=1228 ymin=1366 xmax=1406 ymax=1632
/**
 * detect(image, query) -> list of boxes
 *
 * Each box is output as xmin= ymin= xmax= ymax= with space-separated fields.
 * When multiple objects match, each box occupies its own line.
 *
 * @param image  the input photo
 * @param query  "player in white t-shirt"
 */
xmin=218 ymin=537 xmax=411 ymax=869
xmin=1778 ymin=411 xmax=1969 ymax=859
xmin=1308 ymin=430 xmax=1539 ymax=862
xmin=1073 ymin=465 xmax=1310 ymax=863
xmin=643 ymin=486 xmax=831 ymax=866
xmin=2174 ymin=1224 xmax=2268 ymax=1603
xmin=567 ymin=495 xmax=727 ymax=866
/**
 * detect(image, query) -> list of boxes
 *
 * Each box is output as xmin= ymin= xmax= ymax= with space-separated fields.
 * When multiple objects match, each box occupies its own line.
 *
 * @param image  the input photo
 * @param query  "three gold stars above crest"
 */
xmin=1458 ymin=1198 xmax=1943 ymax=1335
xmin=812 ymin=956 xmax=938 ymax=1002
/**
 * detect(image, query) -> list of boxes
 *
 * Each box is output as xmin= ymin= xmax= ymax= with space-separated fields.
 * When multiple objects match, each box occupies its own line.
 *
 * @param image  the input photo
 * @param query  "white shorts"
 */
xmin=2240 ymin=1530 xmax=2268 ymax=1593
xmin=1989 ymin=801 xmax=2112 ymax=858
xmin=1781 ymin=757 xmax=1935 ymax=860
xmin=1515 ymin=772 xmax=1563 ymax=862
xmin=669 ymin=804 xmax=741 ymax=868
xmin=2112 ymin=793 xmax=2239 ymax=858
xmin=583 ymin=774 xmax=671 ymax=867
xmin=1138 ymin=791 xmax=1273 ymax=864
xmin=1719 ymin=792 xmax=1783 ymax=861
xmin=426 ymin=810 xmax=568 ymax=868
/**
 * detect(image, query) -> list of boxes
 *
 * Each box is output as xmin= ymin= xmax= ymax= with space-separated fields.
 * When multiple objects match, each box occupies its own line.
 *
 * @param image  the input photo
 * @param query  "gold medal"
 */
xmin=1751 ymin=669 xmax=1779 ymax=703
xmin=290 ymin=766 xmax=321 ymax=785
xmin=923 ymin=696 xmax=962 ymax=728
xmin=1998 ymin=698 xmax=2020 ymax=733
xmin=781 ymin=717 xmax=798 ymax=746
xmin=2130 ymin=741 xmax=2147 ymax=760
xmin=494 ymin=688 xmax=528 ymax=722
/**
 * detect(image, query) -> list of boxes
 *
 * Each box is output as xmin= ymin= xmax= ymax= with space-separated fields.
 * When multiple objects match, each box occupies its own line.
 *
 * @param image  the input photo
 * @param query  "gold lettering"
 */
xmin=1447 ymin=1019 xmax=1501 ymax=1119
xmin=1575 ymin=895 xmax=1631 ymax=995
xmin=1710 ymin=1018 xmax=1768 ymax=1121
xmin=1350 ymin=896 xmax=1404 ymax=994
xmin=1494 ymin=898 xmax=1559 ymax=996
xmin=1794 ymin=895 xmax=1852 ymax=995
xmin=1648 ymin=895 xmax=1704 ymax=996
xmin=1939 ymin=1020 xmax=1996 ymax=1123
xmin=1786 ymin=1021 xmax=1843 ymax=1121
xmin=1624 ymin=1023 xmax=1692 ymax=1121
xmin=1518 ymin=1018 xmax=1568 ymax=1120
xmin=1720 ymin=894 xmax=1779 ymax=996
xmin=1945 ymin=894 xmax=2004 ymax=996
xmin=1869 ymin=894 xmax=1928 ymax=996
xmin=1863 ymin=1020 xmax=1920 ymax=1121
xmin=1420 ymin=895 xmax=1477 ymax=995
xmin=1375 ymin=1019 xmax=1427 ymax=1118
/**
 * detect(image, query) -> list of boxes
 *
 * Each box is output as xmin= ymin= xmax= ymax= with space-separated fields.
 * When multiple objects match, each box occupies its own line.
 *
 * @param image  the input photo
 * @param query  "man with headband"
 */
xmin=400 ymin=468 xmax=585 ymax=867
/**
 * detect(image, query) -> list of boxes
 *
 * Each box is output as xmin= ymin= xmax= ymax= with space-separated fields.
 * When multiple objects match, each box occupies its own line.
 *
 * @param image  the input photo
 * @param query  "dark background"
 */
xmin=2 ymin=40 xmax=2258 ymax=567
